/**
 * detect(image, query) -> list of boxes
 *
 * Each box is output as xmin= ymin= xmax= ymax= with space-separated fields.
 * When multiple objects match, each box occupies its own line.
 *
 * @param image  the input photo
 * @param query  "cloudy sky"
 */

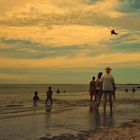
xmin=0 ymin=0 xmax=140 ymax=84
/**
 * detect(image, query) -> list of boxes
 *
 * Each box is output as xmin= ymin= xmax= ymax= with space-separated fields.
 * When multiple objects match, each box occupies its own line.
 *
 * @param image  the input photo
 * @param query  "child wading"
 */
xmin=33 ymin=91 xmax=40 ymax=106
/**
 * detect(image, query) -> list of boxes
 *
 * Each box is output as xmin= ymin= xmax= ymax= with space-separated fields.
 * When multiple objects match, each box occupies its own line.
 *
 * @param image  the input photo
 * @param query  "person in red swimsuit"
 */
xmin=89 ymin=76 xmax=96 ymax=102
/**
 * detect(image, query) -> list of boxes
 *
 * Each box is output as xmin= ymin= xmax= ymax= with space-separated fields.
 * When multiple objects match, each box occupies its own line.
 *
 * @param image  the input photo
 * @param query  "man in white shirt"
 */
xmin=101 ymin=66 xmax=115 ymax=114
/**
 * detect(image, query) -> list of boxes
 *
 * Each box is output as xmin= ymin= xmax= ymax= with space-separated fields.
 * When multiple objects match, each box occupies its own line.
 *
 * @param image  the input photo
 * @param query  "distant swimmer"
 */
xmin=56 ymin=89 xmax=60 ymax=94
xmin=111 ymin=29 xmax=118 ymax=35
xmin=132 ymin=87 xmax=136 ymax=93
xmin=125 ymin=88 xmax=128 ymax=92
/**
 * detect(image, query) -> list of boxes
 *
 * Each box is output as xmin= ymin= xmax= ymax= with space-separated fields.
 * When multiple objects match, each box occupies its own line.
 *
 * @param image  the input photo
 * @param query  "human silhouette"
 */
xmin=46 ymin=86 xmax=53 ymax=106
xmin=95 ymin=72 xmax=103 ymax=110
xmin=101 ymin=66 xmax=115 ymax=114
xmin=33 ymin=91 xmax=39 ymax=106
xmin=132 ymin=87 xmax=135 ymax=93
xmin=125 ymin=88 xmax=128 ymax=92
xmin=56 ymin=89 xmax=60 ymax=94
xmin=89 ymin=76 xmax=96 ymax=102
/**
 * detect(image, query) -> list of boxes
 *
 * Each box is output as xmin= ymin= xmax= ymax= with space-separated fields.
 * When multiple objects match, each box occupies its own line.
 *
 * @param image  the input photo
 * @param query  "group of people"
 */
xmin=33 ymin=66 xmax=116 ymax=114
xmin=33 ymin=86 xmax=53 ymax=107
xmin=89 ymin=66 xmax=115 ymax=114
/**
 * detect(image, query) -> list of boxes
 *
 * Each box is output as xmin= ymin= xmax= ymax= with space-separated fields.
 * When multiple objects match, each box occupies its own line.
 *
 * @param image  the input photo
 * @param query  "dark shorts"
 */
xmin=96 ymin=90 xmax=102 ymax=96
xmin=103 ymin=90 xmax=114 ymax=93
xmin=102 ymin=90 xmax=114 ymax=94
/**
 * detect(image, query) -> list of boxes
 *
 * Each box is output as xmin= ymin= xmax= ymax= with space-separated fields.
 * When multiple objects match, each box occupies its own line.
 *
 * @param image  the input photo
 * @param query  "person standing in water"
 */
xmin=101 ymin=66 xmax=115 ymax=114
xmin=33 ymin=91 xmax=40 ymax=106
xmin=46 ymin=86 xmax=53 ymax=106
xmin=95 ymin=72 xmax=103 ymax=110
xmin=89 ymin=76 xmax=96 ymax=102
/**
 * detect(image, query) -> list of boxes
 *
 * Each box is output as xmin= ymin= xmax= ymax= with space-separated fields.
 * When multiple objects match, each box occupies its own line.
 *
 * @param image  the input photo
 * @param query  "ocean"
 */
xmin=0 ymin=84 xmax=140 ymax=108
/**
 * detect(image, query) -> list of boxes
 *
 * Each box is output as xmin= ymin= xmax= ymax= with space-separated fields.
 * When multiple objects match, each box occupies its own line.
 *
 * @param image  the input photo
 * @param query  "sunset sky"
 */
xmin=0 ymin=0 xmax=140 ymax=84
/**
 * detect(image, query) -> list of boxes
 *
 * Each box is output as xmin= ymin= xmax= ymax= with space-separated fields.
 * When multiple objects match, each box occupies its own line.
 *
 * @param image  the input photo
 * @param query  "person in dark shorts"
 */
xmin=33 ymin=91 xmax=40 ymax=106
xmin=46 ymin=86 xmax=53 ymax=106
xmin=95 ymin=72 xmax=103 ymax=110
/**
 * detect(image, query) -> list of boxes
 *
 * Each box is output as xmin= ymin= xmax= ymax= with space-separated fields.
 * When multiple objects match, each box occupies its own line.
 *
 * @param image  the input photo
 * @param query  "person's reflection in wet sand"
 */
xmin=89 ymin=104 xmax=115 ymax=130
xmin=94 ymin=111 xmax=101 ymax=131
xmin=103 ymin=112 xmax=114 ymax=128
xmin=89 ymin=110 xmax=101 ymax=131
xmin=45 ymin=109 xmax=52 ymax=130
xmin=45 ymin=104 xmax=52 ymax=112
xmin=89 ymin=101 xmax=96 ymax=112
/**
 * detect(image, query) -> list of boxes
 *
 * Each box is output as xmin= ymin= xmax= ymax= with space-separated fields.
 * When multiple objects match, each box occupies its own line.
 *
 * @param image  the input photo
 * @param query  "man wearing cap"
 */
xmin=101 ymin=66 xmax=115 ymax=114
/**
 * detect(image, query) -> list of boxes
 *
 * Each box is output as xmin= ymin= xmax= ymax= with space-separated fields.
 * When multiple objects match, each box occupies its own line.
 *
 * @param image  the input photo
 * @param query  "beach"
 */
xmin=1 ymin=0 xmax=140 ymax=139
xmin=0 ymin=84 xmax=140 ymax=140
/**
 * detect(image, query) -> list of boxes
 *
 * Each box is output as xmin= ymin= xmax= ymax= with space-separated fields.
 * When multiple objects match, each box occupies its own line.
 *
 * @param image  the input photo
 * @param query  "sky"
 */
xmin=0 ymin=0 xmax=140 ymax=84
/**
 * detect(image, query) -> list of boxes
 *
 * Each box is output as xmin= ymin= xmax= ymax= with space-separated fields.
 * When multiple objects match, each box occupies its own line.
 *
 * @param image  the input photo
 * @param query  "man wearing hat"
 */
xmin=101 ymin=66 xmax=115 ymax=114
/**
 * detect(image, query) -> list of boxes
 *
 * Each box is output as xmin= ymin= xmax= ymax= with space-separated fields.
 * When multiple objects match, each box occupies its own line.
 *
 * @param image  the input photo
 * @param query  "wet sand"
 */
xmin=39 ymin=120 xmax=140 ymax=140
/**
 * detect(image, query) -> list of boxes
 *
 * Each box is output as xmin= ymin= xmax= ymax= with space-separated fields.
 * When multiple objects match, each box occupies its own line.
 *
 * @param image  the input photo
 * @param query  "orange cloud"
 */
xmin=0 ymin=25 xmax=126 ymax=47
xmin=0 ymin=0 xmax=125 ymax=20
xmin=0 ymin=52 xmax=139 ymax=69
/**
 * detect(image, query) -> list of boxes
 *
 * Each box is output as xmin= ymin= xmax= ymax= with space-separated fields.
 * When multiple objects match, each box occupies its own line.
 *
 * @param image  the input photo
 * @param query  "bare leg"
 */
xmin=94 ymin=94 xmax=97 ymax=102
xmin=90 ymin=95 xmax=93 ymax=101
xmin=113 ymin=94 xmax=115 ymax=101
xmin=113 ymin=90 xmax=115 ymax=102
xmin=97 ymin=91 xmax=102 ymax=110
xmin=103 ymin=92 xmax=107 ymax=114
xmin=109 ymin=92 xmax=113 ymax=114
xmin=50 ymin=97 xmax=53 ymax=105
xmin=94 ymin=94 xmax=98 ymax=111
